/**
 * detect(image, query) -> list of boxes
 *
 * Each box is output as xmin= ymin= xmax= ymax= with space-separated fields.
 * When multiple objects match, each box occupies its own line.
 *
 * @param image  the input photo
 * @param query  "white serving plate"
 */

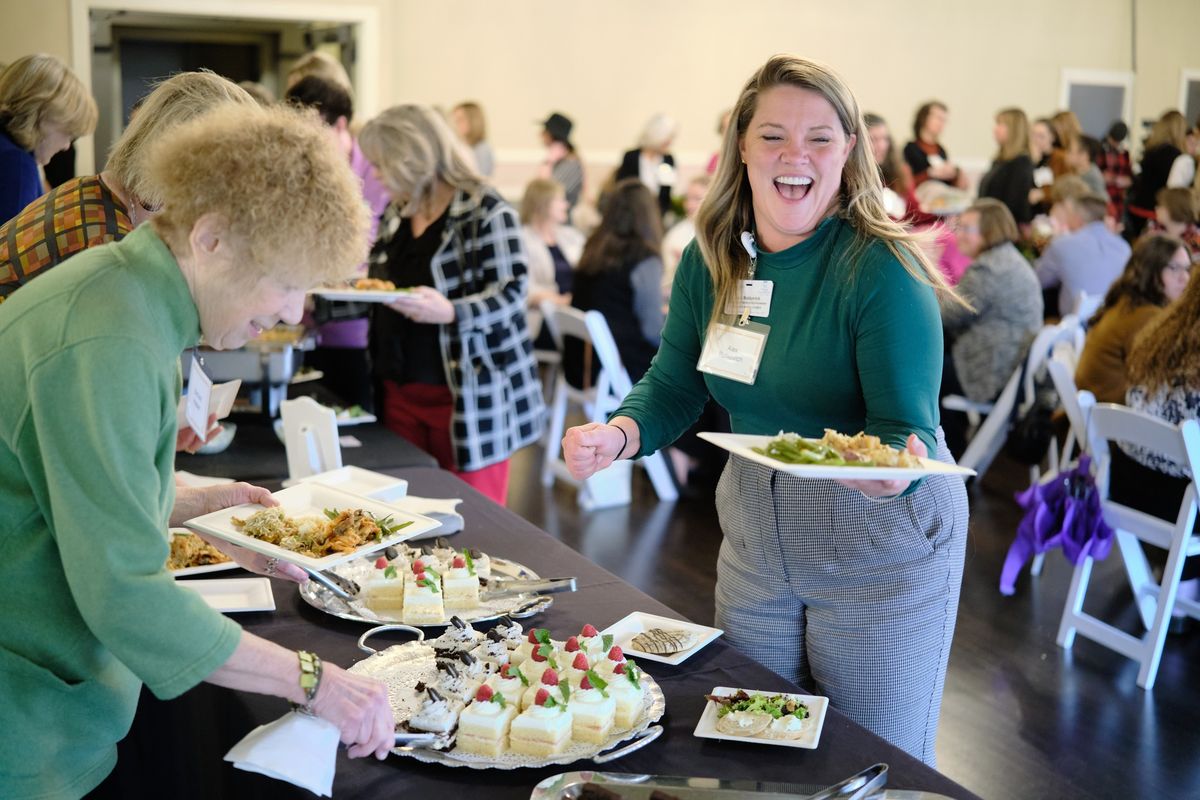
xmin=177 ymin=577 xmax=276 ymax=613
xmin=309 ymin=288 xmax=411 ymax=303
xmin=335 ymin=409 xmax=378 ymax=426
xmin=693 ymin=686 xmax=829 ymax=750
xmin=298 ymin=466 xmax=409 ymax=503
xmin=600 ymin=611 xmax=722 ymax=666
xmin=168 ymin=530 xmax=239 ymax=577
xmin=183 ymin=484 xmax=439 ymax=571
xmin=697 ymin=432 xmax=975 ymax=481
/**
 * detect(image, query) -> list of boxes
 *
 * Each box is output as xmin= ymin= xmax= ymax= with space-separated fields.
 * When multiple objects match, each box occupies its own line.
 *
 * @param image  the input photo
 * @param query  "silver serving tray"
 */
xmin=298 ymin=557 xmax=554 ymax=627
xmin=349 ymin=625 xmax=666 ymax=771
xmin=530 ymin=771 xmax=957 ymax=800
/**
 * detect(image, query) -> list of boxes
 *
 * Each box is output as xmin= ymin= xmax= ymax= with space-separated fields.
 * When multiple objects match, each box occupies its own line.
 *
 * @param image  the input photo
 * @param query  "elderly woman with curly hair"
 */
xmin=361 ymin=105 xmax=544 ymax=505
xmin=0 ymin=104 xmax=395 ymax=799
xmin=0 ymin=53 xmax=97 ymax=221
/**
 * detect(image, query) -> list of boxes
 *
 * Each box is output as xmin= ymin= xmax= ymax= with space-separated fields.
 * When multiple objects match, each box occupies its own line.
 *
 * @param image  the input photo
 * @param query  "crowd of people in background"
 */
xmin=2 ymin=50 xmax=1198 ymax=497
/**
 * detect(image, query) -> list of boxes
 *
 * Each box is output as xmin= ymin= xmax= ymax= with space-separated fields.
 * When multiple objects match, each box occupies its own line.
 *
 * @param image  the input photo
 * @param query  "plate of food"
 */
xmin=600 ymin=611 xmax=722 ymax=666
xmin=183 ymin=484 xmax=439 ymax=571
xmin=698 ymin=430 xmax=975 ymax=481
xmin=299 ymin=540 xmax=567 ymax=626
xmin=168 ymin=530 xmax=238 ymax=577
xmin=333 ymin=404 xmax=378 ymax=426
xmin=349 ymin=619 xmax=665 ymax=769
xmin=694 ymin=687 xmax=828 ymax=749
xmin=310 ymin=278 xmax=412 ymax=303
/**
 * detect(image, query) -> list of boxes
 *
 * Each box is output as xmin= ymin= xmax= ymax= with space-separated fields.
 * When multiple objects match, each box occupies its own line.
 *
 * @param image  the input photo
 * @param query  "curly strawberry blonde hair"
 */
xmin=147 ymin=103 xmax=369 ymax=286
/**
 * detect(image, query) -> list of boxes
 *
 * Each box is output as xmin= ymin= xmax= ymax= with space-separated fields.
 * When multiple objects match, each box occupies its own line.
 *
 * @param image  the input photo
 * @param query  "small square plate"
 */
xmin=600 ymin=611 xmax=723 ymax=665
xmin=298 ymin=466 xmax=409 ymax=503
xmin=183 ymin=483 xmax=439 ymax=571
xmin=309 ymin=288 xmax=411 ymax=303
xmin=177 ymin=577 xmax=275 ymax=613
xmin=693 ymin=686 xmax=829 ymax=749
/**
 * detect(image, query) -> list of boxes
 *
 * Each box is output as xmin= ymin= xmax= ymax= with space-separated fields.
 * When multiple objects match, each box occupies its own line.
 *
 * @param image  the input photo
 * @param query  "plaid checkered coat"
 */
xmin=371 ymin=188 xmax=545 ymax=471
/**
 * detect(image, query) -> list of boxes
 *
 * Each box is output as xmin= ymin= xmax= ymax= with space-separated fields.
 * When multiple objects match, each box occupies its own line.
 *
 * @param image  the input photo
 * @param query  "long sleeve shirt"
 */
xmin=614 ymin=215 xmax=943 ymax=457
xmin=0 ymin=225 xmax=241 ymax=799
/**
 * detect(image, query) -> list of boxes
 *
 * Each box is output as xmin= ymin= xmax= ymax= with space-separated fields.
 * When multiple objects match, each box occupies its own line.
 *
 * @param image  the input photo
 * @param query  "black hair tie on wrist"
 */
xmin=613 ymin=424 xmax=629 ymax=460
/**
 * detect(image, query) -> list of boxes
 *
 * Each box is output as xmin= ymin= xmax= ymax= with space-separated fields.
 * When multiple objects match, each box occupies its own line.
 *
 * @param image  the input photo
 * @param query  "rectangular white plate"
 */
xmin=298 ymin=466 xmax=409 ymax=503
xmin=697 ymin=432 xmax=976 ymax=481
xmin=600 ymin=611 xmax=723 ymax=665
xmin=177 ymin=577 xmax=275 ymax=613
xmin=309 ymin=288 xmax=411 ymax=303
xmin=183 ymin=484 xmax=440 ymax=571
xmin=168 ymin=530 xmax=240 ymax=577
xmin=694 ymin=686 xmax=829 ymax=750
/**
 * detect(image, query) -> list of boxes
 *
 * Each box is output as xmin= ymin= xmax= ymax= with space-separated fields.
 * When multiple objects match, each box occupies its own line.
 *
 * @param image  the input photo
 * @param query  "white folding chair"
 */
xmin=279 ymin=396 xmax=342 ymax=481
xmin=541 ymin=306 xmax=678 ymax=509
xmin=1056 ymin=399 xmax=1200 ymax=689
xmin=533 ymin=299 xmax=564 ymax=431
xmin=1074 ymin=290 xmax=1104 ymax=322
xmin=950 ymin=316 xmax=1083 ymax=482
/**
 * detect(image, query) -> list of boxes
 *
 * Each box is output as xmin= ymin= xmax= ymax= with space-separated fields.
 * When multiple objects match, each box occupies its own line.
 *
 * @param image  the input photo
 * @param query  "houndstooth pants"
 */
xmin=714 ymin=428 xmax=968 ymax=767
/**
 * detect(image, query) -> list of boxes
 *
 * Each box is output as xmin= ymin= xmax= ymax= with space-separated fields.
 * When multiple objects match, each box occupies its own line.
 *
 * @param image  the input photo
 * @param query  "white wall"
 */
xmin=2 ymin=0 xmax=1195 ymax=195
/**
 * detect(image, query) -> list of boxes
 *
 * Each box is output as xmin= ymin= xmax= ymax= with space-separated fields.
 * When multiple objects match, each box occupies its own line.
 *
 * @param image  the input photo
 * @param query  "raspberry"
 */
xmin=580 ymin=674 xmax=593 ymax=690
xmin=564 ymin=636 xmax=580 ymax=652
xmin=534 ymin=688 xmax=550 ymax=706
xmin=527 ymin=629 xmax=540 ymax=643
xmin=531 ymin=648 xmax=546 ymax=662
xmin=500 ymin=664 xmax=513 ymax=678
xmin=581 ymin=624 xmax=599 ymax=638
xmin=607 ymin=646 xmax=623 ymax=661
xmin=540 ymin=669 xmax=559 ymax=686
xmin=452 ymin=556 xmax=466 ymax=569
xmin=572 ymin=653 xmax=589 ymax=671
xmin=374 ymin=556 xmax=388 ymax=569
xmin=613 ymin=662 xmax=626 ymax=675
xmin=474 ymin=684 xmax=493 ymax=702
xmin=411 ymin=559 xmax=425 ymax=573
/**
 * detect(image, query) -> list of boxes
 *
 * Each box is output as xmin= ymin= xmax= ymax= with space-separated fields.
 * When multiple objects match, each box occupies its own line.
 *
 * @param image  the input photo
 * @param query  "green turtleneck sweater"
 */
xmin=0 ymin=225 xmax=241 ymax=799
xmin=615 ymin=215 xmax=943 ymax=457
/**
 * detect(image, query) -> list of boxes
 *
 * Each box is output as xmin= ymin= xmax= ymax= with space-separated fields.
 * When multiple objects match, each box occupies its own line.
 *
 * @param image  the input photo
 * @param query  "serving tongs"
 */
xmin=479 ymin=575 xmax=577 ymax=600
xmin=804 ymin=763 xmax=888 ymax=800
xmin=302 ymin=567 xmax=380 ymax=620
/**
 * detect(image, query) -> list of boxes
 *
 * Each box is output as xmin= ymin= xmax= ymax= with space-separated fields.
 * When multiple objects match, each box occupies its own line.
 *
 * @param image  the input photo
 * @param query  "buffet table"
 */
xmin=109 ymin=467 xmax=980 ymax=799
xmin=174 ymin=417 xmax=436 ymax=483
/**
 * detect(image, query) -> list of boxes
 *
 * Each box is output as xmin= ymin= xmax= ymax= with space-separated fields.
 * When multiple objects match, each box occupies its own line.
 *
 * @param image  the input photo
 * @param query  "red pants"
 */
xmin=382 ymin=381 xmax=510 ymax=506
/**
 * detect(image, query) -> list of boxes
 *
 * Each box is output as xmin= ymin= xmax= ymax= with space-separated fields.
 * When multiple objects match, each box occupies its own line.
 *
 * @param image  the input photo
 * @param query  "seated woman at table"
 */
xmin=1109 ymin=259 xmax=1199 ymax=623
xmin=563 ymin=54 xmax=969 ymax=766
xmin=1076 ymin=233 xmax=1188 ymax=404
xmin=940 ymin=199 xmax=1043 ymax=456
xmin=563 ymin=178 xmax=664 ymax=387
xmin=361 ymin=105 xmax=545 ymax=506
xmin=0 ymin=103 xmax=395 ymax=800
xmin=520 ymin=177 xmax=585 ymax=343
xmin=0 ymin=54 xmax=97 ymax=223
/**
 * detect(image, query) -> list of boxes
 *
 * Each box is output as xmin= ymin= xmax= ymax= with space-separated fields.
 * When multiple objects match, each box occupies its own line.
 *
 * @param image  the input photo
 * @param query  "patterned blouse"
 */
xmin=0 ymin=175 xmax=133 ymax=303
xmin=1122 ymin=379 xmax=1199 ymax=478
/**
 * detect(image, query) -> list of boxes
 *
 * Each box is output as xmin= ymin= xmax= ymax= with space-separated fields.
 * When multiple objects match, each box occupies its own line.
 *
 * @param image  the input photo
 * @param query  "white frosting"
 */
xmin=445 ymin=567 xmax=473 ymax=581
xmin=491 ymin=675 xmax=522 ymax=694
xmin=525 ymin=704 xmax=564 ymax=719
xmin=408 ymin=699 xmax=456 ymax=733
xmin=496 ymin=621 xmax=523 ymax=646
xmin=571 ymin=688 xmax=606 ymax=705
xmin=465 ymin=700 xmax=505 ymax=718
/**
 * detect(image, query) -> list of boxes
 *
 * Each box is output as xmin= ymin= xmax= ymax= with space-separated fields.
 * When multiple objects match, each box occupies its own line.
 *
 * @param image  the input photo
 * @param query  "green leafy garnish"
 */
xmin=372 ymin=513 xmax=413 ymax=540
xmin=535 ymin=643 xmax=558 ymax=670
xmin=491 ymin=692 xmax=506 ymax=709
xmin=540 ymin=694 xmax=558 ymax=709
xmin=625 ymin=662 xmax=641 ymax=689
xmin=464 ymin=549 xmax=476 ymax=576
xmin=602 ymin=633 xmax=614 ymax=652
xmin=512 ymin=665 xmax=529 ymax=687
xmin=383 ymin=565 xmax=398 ymax=579
xmin=323 ymin=507 xmax=339 ymax=520
xmin=559 ymin=682 xmax=570 ymax=704
xmin=421 ymin=577 xmax=439 ymax=593
xmin=533 ymin=628 xmax=552 ymax=645
xmin=424 ymin=566 xmax=441 ymax=580
xmin=584 ymin=669 xmax=609 ymax=698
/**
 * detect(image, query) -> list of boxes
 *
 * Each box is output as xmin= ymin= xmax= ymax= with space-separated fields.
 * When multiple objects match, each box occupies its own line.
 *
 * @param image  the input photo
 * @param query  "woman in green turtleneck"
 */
xmin=562 ymin=55 xmax=970 ymax=767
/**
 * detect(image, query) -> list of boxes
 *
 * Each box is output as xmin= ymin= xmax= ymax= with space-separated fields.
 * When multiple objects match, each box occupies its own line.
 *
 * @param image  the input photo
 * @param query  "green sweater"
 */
xmin=615 ymin=216 xmax=942 ymax=457
xmin=0 ymin=226 xmax=241 ymax=799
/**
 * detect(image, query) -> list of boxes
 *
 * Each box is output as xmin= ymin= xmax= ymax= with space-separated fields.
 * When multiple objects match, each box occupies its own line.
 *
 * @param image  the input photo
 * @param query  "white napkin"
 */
xmin=224 ymin=710 xmax=340 ymax=796
xmin=390 ymin=495 xmax=465 ymax=538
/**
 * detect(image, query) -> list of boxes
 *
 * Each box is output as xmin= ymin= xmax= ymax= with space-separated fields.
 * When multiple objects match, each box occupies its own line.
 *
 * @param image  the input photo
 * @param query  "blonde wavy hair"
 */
xmin=0 ymin=54 xmax=97 ymax=151
xmin=696 ymin=54 xmax=959 ymax=326
xmin=147 ymin=104 xmax=368 ymax=287
xmin=1127 ymin=257 xmax=1200 ymax=388
xmin=995 ymin=107 xmax=1031 ymax=163
xmin=452 ymin=101 xmax=487 ymax=146
xmin=520 ymin=177 xmax=564 ymax=225
xmin=1145 ymin=110 xmax=1189 ymax=152
xmin=358 ymin=104 xmax=485 ymax=218
xmin=106 ymin=71 xmax=255 ymax=211
xmin=286 ymin=51 xmax=352 ymax=94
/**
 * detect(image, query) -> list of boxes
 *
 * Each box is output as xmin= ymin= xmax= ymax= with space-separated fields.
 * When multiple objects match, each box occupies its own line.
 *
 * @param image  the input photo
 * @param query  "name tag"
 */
xmin=697 ymin=321 xmax=770 ymax=385
xmin=185 ymin=356 xmax=213 ymax=437
xmin=722 ymin=280 xmax=774 ymax=318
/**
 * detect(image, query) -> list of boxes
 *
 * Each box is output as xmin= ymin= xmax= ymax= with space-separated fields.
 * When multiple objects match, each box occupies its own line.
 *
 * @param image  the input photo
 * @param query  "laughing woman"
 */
xmin=562 ymin=55 xmax=969 ymax=765
xmin=0 ymin=104 xmax=394 ymax=799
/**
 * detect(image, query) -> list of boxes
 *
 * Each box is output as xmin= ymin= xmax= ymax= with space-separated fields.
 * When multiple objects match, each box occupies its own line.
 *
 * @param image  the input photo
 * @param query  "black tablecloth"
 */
xmin=173 ymin=418 xmax=435 ymax=483
xmin=106 ymin=468 xmax=980 ymax=800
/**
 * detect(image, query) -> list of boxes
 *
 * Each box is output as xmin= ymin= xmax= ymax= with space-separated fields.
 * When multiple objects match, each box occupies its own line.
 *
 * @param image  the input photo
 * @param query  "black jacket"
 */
xmin=978 ymin=154 xmax=1035 ymax=224
xmin=615 ymin=149 xmax=675 ymax=215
